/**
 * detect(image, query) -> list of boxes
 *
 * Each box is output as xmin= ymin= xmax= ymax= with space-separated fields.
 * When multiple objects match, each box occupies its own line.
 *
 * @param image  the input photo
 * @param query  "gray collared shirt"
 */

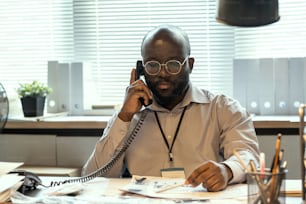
xmin=82 ymin=83 xmax=260 ymax=184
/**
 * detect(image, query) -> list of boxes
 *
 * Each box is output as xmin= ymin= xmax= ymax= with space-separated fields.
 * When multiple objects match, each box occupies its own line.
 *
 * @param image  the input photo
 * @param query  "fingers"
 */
xmin=130 ymin=69 xmax=136 ymax=84
xmin=128 ymin=80 xmax=152 ymax=104
xmin=128 ymin=67 xmax=152 ymax=105
xmin=119 ymin=68 xmax=151 ymax=122
xmin=185 ymin=161 xmax=228 ymax=192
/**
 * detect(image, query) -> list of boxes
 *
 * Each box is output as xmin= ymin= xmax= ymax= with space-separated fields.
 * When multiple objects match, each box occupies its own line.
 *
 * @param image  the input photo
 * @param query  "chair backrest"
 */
xmin=0 ymin=82 xmax=9 ymax=133
xmin=299 ymin=104 xmax=306 ymax=200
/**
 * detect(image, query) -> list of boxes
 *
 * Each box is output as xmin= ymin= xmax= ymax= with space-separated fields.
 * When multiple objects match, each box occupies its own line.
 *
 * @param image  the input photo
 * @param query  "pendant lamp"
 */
xmin=216 ymin=0 xmax=280 ymax=27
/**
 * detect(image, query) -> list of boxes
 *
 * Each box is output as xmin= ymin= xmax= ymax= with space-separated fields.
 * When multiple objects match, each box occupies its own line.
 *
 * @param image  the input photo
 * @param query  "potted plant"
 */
xmin=17 ymin=80 xmax=52 ymax=117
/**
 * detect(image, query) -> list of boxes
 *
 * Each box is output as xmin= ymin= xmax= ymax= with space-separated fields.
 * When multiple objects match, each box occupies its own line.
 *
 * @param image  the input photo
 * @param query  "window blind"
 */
xmin=234 ymin=0 xmax=306 ymax=58
xmin=73 ymin=0 xmax=233 ymax=105
xmin=0 ymin=0 xmax=233 ymax=108
xmin=0 ymin=0 xmax=74 ymax=103
xmin=0 ymin=0 xmax=305 ymax=110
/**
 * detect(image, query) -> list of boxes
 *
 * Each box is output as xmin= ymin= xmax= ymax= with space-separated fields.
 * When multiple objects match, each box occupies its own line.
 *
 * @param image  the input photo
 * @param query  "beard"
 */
xmin=146 ymin=75 xmax=189 ymax=107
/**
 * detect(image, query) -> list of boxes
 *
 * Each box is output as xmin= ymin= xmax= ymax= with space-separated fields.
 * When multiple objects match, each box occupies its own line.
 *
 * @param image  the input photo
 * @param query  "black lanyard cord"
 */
xmin=154 ymin=106 xmax=187 ymax=162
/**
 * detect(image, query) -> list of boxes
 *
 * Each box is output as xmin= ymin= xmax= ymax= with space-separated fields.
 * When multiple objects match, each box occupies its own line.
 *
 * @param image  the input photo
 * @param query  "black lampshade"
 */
xmin=216 ymin=0 xmax=280 ymax=27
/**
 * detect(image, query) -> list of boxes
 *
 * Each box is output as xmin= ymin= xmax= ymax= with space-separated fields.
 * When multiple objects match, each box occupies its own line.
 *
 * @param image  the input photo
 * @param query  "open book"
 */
xmin=0 ymin=162 xmax=25 ymax=203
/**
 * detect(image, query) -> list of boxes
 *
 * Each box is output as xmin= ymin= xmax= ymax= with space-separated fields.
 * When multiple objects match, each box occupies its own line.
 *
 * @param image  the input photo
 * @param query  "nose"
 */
xmin=159 ymin=64 xmax=168 ymax=77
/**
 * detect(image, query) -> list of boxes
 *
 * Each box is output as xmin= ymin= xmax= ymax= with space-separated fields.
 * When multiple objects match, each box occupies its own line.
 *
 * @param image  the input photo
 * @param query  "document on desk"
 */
xmin=0 ymin=161 xmax=25 ymax=202
xmin=120 ymin=175 xmax=247 ymax=201
xmin=0 ymin=161 xmax=24 ymax=176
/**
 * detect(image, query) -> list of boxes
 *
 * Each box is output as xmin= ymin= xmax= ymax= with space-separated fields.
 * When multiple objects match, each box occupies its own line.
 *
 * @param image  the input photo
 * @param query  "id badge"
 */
xmin=160 ymin=167 xmax=185 ymax=178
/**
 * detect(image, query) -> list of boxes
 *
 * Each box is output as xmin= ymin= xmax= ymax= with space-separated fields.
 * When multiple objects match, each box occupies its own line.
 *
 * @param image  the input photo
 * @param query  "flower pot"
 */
xmin=21 ymin=96 xmax=46 ymax=117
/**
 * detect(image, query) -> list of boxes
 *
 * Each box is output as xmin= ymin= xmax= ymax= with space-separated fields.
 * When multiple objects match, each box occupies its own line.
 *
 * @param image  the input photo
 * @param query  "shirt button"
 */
xmin=167 ymin=135 xmax=171 ymax=139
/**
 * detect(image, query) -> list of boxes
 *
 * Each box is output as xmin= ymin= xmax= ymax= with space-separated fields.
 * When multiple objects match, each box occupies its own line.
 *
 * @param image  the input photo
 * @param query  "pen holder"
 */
xmin=247 ymin=169 xmax=287 ymax=204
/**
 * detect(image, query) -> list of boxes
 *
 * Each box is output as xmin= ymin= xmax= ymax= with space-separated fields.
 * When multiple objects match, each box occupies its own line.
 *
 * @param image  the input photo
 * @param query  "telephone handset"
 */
xmin=135 ymin=60 xmax=144 ymax=80
xmin=135 ymin=60 xmax=152 ymax=106
xmin=9 ymin=169 xmax=42 ymax=193
xmin=49 ymin=109 xmax=149 ymax=187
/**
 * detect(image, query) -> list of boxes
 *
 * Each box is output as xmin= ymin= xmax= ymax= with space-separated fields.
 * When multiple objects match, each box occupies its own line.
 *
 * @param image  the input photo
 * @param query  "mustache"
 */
xmin=155 ymin=79 xmax=172 ymax=84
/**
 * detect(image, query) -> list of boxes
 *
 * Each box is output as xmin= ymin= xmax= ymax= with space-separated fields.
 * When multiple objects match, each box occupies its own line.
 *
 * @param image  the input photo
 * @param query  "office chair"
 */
xmin=299 ymin=104 xmax=306 ymax=200
xmin=0 ymin=82 xmax=9 ymax=133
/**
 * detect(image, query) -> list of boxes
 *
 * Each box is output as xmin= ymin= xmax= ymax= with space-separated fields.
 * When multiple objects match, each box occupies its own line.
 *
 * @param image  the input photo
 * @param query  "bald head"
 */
xmin=141 ymin=25 xmax=191 ymax=57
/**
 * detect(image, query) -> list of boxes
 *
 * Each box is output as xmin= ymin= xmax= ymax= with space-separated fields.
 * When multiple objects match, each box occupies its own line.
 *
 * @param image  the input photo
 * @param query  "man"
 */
xmin=82 ymin=24 xmax=260 ymax=192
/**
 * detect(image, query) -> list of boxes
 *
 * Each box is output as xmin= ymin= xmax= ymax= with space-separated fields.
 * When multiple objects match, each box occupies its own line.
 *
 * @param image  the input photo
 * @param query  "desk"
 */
xmin=9 ymin=177 xmax=303 ymax=204
xmin=5 ymin=115 xmax=302 ymax=130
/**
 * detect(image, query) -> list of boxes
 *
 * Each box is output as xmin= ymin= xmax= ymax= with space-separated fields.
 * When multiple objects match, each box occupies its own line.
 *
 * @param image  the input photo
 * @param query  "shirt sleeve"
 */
xmin=81 ymin=111 xmax=131 ymax=177
xmin=222 ymin=150 xmax=258 ymax=184
xmin=216 ymin=95 xmax=260 ymax=184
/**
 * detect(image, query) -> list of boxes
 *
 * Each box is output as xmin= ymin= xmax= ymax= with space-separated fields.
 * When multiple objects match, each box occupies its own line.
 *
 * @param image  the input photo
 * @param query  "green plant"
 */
xmin=17 ymin=80 xmax=52 ymax=98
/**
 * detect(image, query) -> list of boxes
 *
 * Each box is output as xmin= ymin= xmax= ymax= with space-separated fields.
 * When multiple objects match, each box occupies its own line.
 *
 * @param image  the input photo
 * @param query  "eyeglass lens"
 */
xmin=145 ymin=60 xmax=182 ymax=75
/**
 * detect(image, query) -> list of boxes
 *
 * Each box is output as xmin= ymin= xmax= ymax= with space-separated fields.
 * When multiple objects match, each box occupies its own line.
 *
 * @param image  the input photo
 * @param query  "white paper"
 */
xmin=120 ymin=175 xmax=248 ymax=200
xmin=0 ymin=161 xmax=24 ymax=176
xmin=0 ymin=174 xmax=24 ymax=202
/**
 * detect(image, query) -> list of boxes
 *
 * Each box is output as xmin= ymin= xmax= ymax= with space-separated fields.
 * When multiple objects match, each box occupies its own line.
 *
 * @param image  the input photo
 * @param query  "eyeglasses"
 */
xmin=143 ymin=56 xmax=189 ymax=75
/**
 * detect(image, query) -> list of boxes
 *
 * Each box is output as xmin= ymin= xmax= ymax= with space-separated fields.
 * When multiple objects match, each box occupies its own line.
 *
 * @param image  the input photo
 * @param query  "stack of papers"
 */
xmin=120 ymin=175 xmax=248 ymax=201
xmin=0 ymin=162 xmax=25 ymax=203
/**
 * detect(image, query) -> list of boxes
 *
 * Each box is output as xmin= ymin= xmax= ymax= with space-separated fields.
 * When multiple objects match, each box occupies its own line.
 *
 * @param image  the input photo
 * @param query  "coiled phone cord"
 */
xmin=50 ymin=109 xmax=149 ymax=187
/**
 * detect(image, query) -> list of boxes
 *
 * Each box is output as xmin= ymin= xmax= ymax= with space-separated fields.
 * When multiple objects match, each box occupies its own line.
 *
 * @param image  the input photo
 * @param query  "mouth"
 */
xmin=157 ymin=81 xmax=171 ymax=90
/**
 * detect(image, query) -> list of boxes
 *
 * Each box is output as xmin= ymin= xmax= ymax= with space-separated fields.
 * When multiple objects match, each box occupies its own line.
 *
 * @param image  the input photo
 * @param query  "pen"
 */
xmin=155 ymin=183 xmax=187 ymax=193
xmin=278 ymin=149 xmax=284 ymax=168
xmin=260 ymin=152 xmax=265 ymax=177
xmin=260 ymin=152 xmax=266 ymax=180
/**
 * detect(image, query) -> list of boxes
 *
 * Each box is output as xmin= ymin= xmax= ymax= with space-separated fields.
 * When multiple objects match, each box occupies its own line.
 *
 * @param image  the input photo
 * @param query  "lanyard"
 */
xmin=154 ymin=106 xmax=187 ymax=163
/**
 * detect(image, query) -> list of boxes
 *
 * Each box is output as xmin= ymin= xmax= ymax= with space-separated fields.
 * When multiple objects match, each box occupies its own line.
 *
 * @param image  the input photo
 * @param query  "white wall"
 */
xmin=0 ymin=134 xmax=57 ymax=166
xmin=0 ymin=134 xmax=98 ymax=168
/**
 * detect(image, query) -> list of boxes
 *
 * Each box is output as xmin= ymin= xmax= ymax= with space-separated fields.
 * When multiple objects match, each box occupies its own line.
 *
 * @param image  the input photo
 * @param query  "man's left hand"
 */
xmin=185 ymin=160 xmax=233 ymax=192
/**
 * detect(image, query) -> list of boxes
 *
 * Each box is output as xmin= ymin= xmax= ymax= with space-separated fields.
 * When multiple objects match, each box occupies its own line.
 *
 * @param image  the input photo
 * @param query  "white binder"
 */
xmin=57 ymin=63 xmax=71 ymax=113
xmin=274 ymin=58 xmax=289 ymax=115
xmin=246 ymin=59 xmax=260 ymax=115
xmin=70 ymin=62 xmax=93 ymax=115
xmin=233 ymin=59 xmax=248 ymax=108
xmin=288 ymin=58 xmax=304 ymax=115
xmin=259 ymin=58 xmax=275 ymax=115
xmin=47 ymin=61 xmax=59 ymax=113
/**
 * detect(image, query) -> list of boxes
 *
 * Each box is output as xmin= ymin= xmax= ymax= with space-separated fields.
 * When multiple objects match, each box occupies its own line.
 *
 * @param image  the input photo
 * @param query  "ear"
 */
xmin=188 ymin=57 xmax=194 ymax=73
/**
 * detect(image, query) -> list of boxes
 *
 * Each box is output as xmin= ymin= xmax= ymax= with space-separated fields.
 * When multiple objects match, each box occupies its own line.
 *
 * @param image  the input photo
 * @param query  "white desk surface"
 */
xmin=9 ymin=177 xmax=303 ymax=204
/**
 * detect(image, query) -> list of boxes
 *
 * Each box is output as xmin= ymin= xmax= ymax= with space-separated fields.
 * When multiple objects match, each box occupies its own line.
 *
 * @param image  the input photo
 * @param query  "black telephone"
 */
xmin=135 ymin=60 xmax=144 ymax=80
xmin=9 ymin=169 xmax=42 ymax=194
xmin=135 ymin=60 xmax=152 ymax=106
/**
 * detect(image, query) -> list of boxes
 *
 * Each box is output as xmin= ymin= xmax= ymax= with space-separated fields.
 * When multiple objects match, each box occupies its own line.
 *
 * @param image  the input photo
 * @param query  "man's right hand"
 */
xmin=118 ymin=69 xmax=152 ymax=122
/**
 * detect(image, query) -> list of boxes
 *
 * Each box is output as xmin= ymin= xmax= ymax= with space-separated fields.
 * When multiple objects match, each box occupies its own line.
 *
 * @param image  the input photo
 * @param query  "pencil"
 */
xmin=272 ymin=133 xmax=282 ymax=174
xmin=233 ymin=149 xmax=250 ymax=172
xmin=270 ymin=133 xmax=282 ymax=200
